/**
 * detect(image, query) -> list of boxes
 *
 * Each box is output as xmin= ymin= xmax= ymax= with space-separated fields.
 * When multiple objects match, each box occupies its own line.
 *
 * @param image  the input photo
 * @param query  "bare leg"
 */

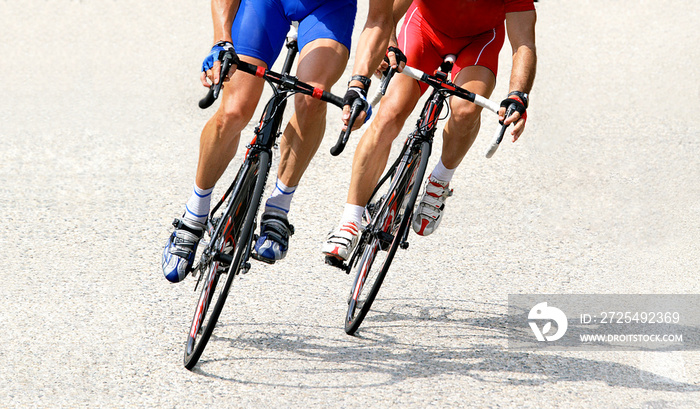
xmin=347 ymin=74 xmax=422 ymax=206
xmin=411 ymin=66 xmax=497 ymax=237
xmin=195 ymin=56 xmax=267 ymax=190
xmin=321 ymin=74 xmax=422 ymax=260
xmin=440 ymin=66 xmax=496 ymax=169
xmin=164 ymin=56 xmax=267 ymax=282
xmin=254 ymin=40 xmax=349 ymax=262
xmin=276 ymin=39 xmax=349 ymax=188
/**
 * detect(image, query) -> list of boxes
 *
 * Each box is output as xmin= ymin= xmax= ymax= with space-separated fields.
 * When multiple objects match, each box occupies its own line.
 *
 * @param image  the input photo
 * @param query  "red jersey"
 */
xmin=415 ymin=0 xmax=535 ymax=38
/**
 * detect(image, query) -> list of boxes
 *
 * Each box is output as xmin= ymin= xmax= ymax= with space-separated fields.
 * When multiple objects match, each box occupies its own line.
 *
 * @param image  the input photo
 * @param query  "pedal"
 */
xmin=325 ymin=255 xmax=350 ymax=273
xmin=251 ymin=252 xmax=276 ymax=265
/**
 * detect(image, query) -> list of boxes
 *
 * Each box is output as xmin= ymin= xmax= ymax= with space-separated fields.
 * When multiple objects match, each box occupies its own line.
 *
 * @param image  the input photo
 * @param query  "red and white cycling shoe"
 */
xmin=322 ymin=221 xmax=361 ymax=261
xmin=412 ymin=176 xmax=453 ymax=236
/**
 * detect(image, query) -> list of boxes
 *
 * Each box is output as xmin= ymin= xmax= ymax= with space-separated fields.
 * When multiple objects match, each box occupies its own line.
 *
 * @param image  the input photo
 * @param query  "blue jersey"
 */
xmin=231 ymin=0 xmax=357 ymax=67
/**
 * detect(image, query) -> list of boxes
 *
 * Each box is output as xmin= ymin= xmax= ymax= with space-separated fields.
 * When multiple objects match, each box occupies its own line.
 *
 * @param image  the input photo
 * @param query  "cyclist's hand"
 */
xmin=387 ymin=46 xmax=407 ymax=72
xmin=375 ymin=46 xmax=407 ymax=78
xmin=342 ymin=86 xmax=372 ymax=131
xmin=200 ymin=41 xmax=239 ymax=88
xmin=499 ymin=93 xmax=528 ymax=142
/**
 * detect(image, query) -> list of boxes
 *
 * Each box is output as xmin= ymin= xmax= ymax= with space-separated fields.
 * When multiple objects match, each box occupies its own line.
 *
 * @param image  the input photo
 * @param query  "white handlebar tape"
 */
xmin=369 ymin=88 xmax=383 ymax=107
xmin=401 ymin=66 xmax=424 ymax=81
xmin=473 ymin=94 xmax=499 ymax=114
xmin=485 ymin=125 xmax=504 ymax=158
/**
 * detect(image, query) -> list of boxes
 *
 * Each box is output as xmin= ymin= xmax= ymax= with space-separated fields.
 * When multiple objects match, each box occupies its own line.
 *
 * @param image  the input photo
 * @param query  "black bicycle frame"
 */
xmin=195 ymin=40 xmax=301 ymax=281
xmin=339 ymin=70 xmax=454 ymax=272
xmin=208 ymin=40 xmax=299 ymax=217
xmin=366 ymin=74 xmax=450 ymax=208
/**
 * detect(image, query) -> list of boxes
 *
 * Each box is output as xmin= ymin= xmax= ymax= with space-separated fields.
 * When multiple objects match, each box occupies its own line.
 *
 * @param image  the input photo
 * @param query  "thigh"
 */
xmin=231 ymin=0 xmax=289 ymax=68
xmin=218 ymin=56 xmax=267 ymax=120
xmin=295 ymin=39 xmax=348 ymax=90
xmin=297 ymin=0 xmax=357 ymax=55
xmin=450 ymin=65 xmax=496 ymax=116
xmin=397 ymin=3 xmax=445 ymax=95
xmin=453 ymin=24 xmax=505 ymax=80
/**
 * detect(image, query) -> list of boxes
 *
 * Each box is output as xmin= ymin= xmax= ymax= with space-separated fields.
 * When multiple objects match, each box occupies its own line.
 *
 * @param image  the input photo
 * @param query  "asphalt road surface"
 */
xmin=2 ymin=1 xmax=699 ymax=407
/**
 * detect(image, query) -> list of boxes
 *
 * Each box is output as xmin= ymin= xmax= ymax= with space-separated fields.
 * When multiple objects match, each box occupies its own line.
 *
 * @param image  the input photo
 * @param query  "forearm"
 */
xmin=211 ymin=0 xmax=239 ymax=44
xmin=509 ymin=45 xmax=536 ymax=93
xmin=389 ymin=0 xmax=414 ymax=47
xmin=352 ymin=26 xmax=391 ymax=77
xmin=388 ymin=21 xmax=399 ymax=48
xmin=349 ymin=0 xmax=393 ymax=86
xmin=505 ymin=10 xmax=537 ymax=94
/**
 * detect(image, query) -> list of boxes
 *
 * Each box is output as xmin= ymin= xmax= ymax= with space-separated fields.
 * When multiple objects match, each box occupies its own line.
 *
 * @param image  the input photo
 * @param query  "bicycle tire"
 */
xmin=183 ymin=150 xmax=271 ymax=369
xmin=345 ymin=140 xmax=431 ymax=335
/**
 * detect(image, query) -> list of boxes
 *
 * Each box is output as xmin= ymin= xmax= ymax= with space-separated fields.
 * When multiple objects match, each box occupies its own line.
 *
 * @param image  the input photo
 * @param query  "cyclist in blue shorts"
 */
xmin=162 ymin=0 xmax=394 ymax=283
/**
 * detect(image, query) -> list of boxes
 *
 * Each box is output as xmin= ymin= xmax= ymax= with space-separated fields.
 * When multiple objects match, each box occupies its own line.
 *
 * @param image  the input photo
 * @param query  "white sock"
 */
xmin=184 ymin=183 xmax=214 ymax=223
xmin=341 ymin=204 xmax=364 ymax=227
xmin=264 ymin=178 xmax=296 ymax=214
xmin=430 ymin=157 xmax=456 ymax=182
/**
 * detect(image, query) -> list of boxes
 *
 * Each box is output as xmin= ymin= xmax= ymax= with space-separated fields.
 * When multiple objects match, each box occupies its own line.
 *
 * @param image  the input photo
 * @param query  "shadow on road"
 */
xmin=191 ymin=299 xmax=700 ymax=392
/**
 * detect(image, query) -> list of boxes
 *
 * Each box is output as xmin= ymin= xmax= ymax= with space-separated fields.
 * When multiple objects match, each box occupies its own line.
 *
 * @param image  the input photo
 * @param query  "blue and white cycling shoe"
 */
xmin=253 ymin=211 xmax=294 ymax=264
xmin=162 ymin=218 xmax=205 ymax=283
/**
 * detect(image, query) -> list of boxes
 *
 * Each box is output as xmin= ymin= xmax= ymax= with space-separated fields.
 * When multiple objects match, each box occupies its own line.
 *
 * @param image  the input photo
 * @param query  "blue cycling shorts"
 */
xmin=231 ymin=0 xmax=357 ymax=68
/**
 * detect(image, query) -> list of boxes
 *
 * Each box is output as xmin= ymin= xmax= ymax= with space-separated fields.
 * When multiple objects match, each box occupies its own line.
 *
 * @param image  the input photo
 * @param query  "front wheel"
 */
xmin=344 ymin=141 xmax=430 ymax=335
xmin=183 ymin=151 xmax=270 ymax=369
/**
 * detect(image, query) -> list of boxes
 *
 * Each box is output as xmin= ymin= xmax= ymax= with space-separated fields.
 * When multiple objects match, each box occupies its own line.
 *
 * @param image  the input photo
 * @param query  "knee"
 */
xmin=216 ymin=100 xmax=255 ymax=134
xmin=450 ymin=100 xmax=482 ymax=130
xmin=295 ymin=94 xmax=328 ymax=120
xmin=369 ymin=102 xmax=412 ymax=144
xmin=360 ymin=117 xmax=403 ymax=153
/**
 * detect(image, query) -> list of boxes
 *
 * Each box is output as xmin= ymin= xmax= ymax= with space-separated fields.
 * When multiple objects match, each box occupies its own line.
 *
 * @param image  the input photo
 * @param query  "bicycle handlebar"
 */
xmin=199 ymin=55 xmax=359 ymax=157
xmin=199 ymin=59 xmax=345 ymax=110
xmin=368 ymin=66 xmax=397 ymax=107
xmin=370 ymin=63 xmax=517 ymax=158
xmin=330 ymin=68 xmax=396 ymax=157
xmin=401 ymin=66 xmax=501 ymax=114
xmin=402 ymin=65 xmax=518 ymax=158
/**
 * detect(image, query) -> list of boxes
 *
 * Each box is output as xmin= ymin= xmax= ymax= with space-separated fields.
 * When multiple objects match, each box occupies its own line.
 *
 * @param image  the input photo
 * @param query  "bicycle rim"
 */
xmin=345 ymin=141 xmax=430 ymax=335
xmin=183 ymin=151 xmax=271 ymax=369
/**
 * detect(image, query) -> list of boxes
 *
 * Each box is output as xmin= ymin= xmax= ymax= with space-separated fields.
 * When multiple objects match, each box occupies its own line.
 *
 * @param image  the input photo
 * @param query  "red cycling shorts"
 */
xmin=397 ymin=2 xmax=505 ymax=95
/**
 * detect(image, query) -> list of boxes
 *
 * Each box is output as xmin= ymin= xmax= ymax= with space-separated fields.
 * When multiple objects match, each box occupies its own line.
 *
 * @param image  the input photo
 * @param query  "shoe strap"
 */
xmin=327 ymin=222 xmax=360 ymax=244
xmin=260 ymin=213 xmax=295 ymax=246
xmin=172 ymin=218 xmax=204 ymax=238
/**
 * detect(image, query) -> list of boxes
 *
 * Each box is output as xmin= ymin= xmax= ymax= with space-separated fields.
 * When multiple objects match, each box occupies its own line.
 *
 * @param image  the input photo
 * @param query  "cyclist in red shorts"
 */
xmin=324 ymin=0 xmax=537 ymax=260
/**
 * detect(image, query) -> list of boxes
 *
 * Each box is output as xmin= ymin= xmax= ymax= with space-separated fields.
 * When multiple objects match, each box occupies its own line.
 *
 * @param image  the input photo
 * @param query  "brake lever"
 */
xmin=485 ymin=103 xmax=517 ymax=158
xmin=369 ymin=66 xmax=397 ymax=107
xmin=199 ymin=53 xmax=235 ymax=109
xmin=330 ymin=98 xmax=365 ymax=156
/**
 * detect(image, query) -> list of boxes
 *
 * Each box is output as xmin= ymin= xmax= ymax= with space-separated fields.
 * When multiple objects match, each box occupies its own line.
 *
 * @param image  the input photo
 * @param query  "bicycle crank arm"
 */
xmin=213 ymin=252 xmax=233 ymax=266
